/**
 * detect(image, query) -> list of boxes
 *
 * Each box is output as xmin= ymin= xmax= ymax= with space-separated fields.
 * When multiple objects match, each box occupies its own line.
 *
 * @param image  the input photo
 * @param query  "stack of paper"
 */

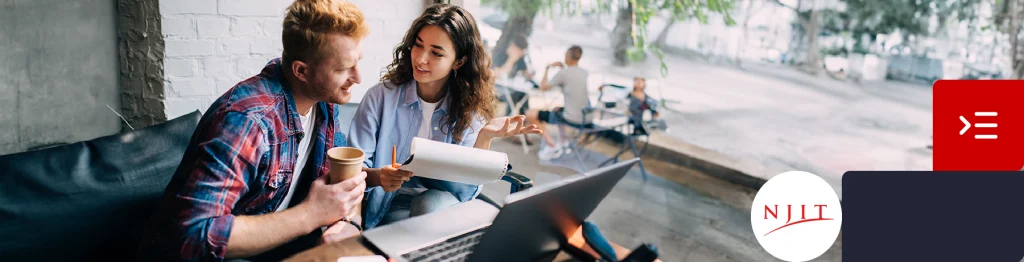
xmin=399 ymin=137 xmax=509 ymax=185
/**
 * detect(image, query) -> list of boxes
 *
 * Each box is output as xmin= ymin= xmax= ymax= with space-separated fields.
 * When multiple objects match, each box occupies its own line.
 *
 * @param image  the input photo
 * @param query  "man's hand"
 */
xmin=379 ymin=164 xmax=413 ymax=192
xmin=300 ymin=171 xmax=367 ymax=227
xmin=547 ymin=61 xmax=564 ymax=68
xmin=321 ymin=220 xmax=362 ymax=244
xmin=506 ymin=45 xmax=524 ymax=60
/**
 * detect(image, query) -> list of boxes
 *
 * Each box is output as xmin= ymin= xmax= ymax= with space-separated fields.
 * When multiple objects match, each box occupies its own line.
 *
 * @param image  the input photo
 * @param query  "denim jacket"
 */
xmin=347 ymin=81 xmax=486 ymax=229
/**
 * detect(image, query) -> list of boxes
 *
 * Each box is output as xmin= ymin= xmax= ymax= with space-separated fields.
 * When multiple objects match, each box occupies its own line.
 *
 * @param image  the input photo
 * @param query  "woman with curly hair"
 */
xmin=348 ymin=4 xmax=541 ymax=229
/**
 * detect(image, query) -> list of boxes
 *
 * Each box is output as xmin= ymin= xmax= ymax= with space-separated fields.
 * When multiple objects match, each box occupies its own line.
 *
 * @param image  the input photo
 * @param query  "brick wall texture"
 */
xmin=161 ymin=0 xmax=428 ymax=119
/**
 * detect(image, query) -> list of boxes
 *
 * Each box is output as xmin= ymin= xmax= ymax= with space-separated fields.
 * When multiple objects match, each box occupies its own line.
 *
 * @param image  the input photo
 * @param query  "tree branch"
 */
xmin=770 ymin=0 xmax=799 ymax=12
xmin=746 ymin=0 xmax=766 ymax=19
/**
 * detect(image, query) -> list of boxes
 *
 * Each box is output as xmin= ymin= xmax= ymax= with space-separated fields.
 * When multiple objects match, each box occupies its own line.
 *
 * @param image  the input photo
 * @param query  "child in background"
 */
xmin=626 ymin=77 xmax=659 ymax=135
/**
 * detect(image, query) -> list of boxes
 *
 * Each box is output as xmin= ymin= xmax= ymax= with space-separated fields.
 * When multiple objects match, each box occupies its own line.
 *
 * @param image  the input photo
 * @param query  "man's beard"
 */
xmin=306 ymin=76 xmax=351 ymax=105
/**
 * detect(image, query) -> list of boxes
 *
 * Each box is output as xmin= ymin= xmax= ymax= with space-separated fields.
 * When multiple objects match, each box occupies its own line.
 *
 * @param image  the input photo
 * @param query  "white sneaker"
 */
xmin=537 ymin=145 xmax=562 ymax=161
xmin=559 ymin=141 xmax=573 ymax=154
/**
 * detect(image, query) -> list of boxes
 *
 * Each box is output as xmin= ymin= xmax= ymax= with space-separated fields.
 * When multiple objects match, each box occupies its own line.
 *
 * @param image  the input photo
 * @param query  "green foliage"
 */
xmin=484 ymin=0 xmax=734 ymax=77
xmin=630 ymin=0 xmax=736 ymax=76
xmin=479 ymin=0 xmax=598 ymax=18
xmin=797 ymin=0 xmax=983 ymax=57
xmin=851 ymin=44 xmax=871 ymax=55
xmin=844 ymin=0 xmax=929 ymax=37
xmin=843 ymin=0 xmax=981 ymax=40
xmin=820 ymin=46 xmax=847 ymax=57
xmin=992 ymin=0 xmax=1021 ymax=33
xmin=479 ymin=0 xmax=546 ymax=18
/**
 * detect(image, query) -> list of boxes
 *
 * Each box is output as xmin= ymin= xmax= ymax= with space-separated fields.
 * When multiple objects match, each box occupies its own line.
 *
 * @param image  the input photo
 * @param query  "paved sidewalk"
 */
xmin=521 ymin=23 xmax=933 ymax=195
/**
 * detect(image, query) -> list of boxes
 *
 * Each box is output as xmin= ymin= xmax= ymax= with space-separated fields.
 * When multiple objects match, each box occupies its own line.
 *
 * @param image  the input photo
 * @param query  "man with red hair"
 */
xmin=139 ymin=1 xmax=371 ymax=260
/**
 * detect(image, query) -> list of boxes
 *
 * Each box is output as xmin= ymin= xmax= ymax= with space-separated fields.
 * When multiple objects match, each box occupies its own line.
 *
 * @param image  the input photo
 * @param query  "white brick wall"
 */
xmin=161 ymin=0 xmax=433 ymax=119
xmin=160 ymin=0 xmax=216 ymax=15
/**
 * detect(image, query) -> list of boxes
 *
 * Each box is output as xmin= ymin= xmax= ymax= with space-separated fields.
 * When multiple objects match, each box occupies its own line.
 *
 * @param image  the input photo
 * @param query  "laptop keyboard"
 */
xmin=400 ymin=227 xmax=488 ymax=262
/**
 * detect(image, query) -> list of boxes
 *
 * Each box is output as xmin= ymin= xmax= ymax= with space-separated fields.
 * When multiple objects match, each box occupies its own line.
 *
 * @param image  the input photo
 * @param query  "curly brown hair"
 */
xmin=381 ymin=4 xmax=495 ymax=144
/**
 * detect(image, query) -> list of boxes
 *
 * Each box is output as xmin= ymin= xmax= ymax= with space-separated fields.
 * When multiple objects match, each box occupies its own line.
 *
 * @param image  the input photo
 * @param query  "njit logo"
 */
xmin=762 ymin=204 xmax=834 ymax=236
xmin=751 ymin=171 xmax=842 ymax=262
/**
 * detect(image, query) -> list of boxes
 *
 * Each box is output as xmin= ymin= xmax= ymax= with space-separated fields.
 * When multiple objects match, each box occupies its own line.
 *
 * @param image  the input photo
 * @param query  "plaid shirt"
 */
xmin=138 ymin=59 xmax=346 ymax=261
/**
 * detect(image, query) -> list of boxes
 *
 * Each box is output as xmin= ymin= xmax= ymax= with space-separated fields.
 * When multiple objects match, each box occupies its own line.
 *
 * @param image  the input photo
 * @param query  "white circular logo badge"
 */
xmin=751 ymin=171 xmax=842 ymax=262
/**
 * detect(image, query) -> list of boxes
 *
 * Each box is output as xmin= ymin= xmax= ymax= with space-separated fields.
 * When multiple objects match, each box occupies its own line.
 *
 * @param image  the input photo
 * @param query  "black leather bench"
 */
xmin=0 ymin=111 xmax=201 ymax=261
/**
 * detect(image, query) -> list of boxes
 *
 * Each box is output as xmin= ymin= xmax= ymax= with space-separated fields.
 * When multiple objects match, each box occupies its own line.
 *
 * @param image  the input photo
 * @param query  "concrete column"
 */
xmin=118 ymin=0 xmax=168 ymax=129
xmin=1 ymin=0 xmax=123 ymax=154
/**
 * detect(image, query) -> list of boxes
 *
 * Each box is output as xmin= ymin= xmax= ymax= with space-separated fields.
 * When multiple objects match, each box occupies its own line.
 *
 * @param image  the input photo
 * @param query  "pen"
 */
xmin=392 ymin=145 xmax=397 ymax=168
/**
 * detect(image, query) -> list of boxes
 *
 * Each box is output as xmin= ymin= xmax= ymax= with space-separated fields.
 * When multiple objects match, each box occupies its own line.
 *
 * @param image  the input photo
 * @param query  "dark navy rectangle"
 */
xmin=843 ymin=171 xmax=1024 ymax=261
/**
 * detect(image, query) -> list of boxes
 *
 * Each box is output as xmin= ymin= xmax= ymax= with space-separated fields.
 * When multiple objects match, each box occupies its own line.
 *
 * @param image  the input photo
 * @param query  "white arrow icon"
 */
xmin=960 ymin=115 xmax=970 ymax=135
xmin=961 ymin=112 xmax=999 ymax=139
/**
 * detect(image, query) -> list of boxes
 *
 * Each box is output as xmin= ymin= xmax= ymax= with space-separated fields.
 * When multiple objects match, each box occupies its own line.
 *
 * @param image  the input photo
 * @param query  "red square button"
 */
xmin=933 ymin=80 xmax=1024 ymax=171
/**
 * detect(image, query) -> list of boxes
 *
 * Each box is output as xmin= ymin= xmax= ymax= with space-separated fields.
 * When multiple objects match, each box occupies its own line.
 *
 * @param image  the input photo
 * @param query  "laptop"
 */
xmin=363 ymin=159 xmax=638 ymax=262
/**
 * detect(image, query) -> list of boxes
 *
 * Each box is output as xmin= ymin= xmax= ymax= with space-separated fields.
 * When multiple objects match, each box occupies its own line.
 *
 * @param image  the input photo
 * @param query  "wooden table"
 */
xmin=284 ymin=226 xmax=660 ymax=262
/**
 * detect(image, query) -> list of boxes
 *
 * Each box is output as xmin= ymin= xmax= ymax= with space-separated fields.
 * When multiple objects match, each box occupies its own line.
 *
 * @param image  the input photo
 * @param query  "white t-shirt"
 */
xmin=417 ymin=97 xmax=439 ymax=139
xmin=399 ymin=96 xmax=440 ymax=197
xmin=276 ymin=107 xmax=316 ymax=212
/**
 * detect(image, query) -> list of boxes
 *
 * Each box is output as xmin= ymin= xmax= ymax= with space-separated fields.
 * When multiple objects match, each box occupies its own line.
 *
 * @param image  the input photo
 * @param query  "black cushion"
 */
xmin=0 ymin=111 xmax=201 ymax=261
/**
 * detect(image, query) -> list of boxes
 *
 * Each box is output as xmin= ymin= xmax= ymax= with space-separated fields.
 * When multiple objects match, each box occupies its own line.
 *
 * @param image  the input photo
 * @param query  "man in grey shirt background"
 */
xmin=526 ymin=45 xmax=590 ymax=160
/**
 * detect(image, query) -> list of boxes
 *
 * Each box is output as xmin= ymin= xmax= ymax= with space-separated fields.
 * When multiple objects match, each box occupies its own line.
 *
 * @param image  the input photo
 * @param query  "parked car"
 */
xmin=961 ymin=64 xmax=1004 ymax=80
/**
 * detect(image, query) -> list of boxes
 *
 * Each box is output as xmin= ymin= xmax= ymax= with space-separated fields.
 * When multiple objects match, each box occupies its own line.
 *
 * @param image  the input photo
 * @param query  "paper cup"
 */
xmin=327 ymin=147 xmax=365 ymax=184
xmin=327 ymin=147 xmax=365 ymax=221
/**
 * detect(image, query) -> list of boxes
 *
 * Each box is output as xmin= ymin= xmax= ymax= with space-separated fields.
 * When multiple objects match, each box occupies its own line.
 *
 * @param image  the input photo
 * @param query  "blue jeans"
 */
xmin=380 ymin=189 xmax=460 ymax=225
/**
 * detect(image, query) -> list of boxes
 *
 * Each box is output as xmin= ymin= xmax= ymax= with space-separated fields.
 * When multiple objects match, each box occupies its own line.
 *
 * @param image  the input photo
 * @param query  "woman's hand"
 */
xmin=478 ymin=115 xmax=543 ymax=142
xmin=379 ymin=164 xmax=413 ymax=192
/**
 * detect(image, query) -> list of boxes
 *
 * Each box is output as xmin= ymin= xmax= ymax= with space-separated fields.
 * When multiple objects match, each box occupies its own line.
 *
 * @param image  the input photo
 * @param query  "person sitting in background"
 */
xmin=625 ymin=77 xmax=659 ymax=135
xmin=492 ymin=34 xmax=533 ymax=116
xmin=493 ymin=34 xmax=532 ymax=79
xmin=525 ymin=45 xmax=590 ymax=160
